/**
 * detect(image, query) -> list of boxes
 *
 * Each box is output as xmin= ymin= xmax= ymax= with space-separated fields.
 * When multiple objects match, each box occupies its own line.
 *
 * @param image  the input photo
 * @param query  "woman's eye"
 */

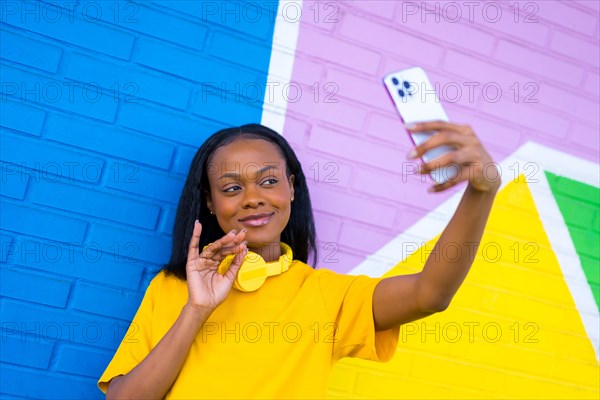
xmin=224 ymin=185 xmax=241 ymax=193
xmin=262 ymin=178 xmax=278 ymax=185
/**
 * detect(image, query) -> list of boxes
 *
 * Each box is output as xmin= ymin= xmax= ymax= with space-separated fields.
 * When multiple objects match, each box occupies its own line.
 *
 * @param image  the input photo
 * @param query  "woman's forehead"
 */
xmin=207 ymin=139 xmax=287 ymax=178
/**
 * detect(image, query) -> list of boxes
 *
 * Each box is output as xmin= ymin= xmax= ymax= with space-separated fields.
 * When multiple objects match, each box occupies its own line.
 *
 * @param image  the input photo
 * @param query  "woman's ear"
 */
xmin=288 ymin=174 xmax=295 ymax=201
xmin=204 ymin=190 xmax=213 ymax=214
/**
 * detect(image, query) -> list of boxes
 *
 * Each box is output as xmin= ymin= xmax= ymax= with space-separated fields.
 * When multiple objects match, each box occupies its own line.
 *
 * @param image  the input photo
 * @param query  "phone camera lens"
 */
xmin=403 ymin=81 xmax=411 ymax=89
xmin=398 ymin=89 xmax=405 ymax=97
xmin=392 ymin=77 xmax=399 ymax=85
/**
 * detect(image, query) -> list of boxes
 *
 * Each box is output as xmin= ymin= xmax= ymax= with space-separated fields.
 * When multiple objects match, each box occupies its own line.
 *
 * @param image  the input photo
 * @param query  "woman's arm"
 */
xmin=106 ymin=305 xmax=211 ymax=399
xmin=373 ymin=122 xmax=501 ymax=330
xmin=107 ymin=222 xmax=247 ymax=398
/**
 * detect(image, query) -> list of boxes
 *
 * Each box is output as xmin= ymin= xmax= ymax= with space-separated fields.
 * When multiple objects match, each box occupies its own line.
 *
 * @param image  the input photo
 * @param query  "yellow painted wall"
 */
xmin=328 ymin=176 xmax=599 ymax=399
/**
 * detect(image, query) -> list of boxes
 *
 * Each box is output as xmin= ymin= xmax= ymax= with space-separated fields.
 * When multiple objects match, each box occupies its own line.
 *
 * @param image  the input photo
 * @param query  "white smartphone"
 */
xmin=383 ymin=67 xmax=457 ymax=184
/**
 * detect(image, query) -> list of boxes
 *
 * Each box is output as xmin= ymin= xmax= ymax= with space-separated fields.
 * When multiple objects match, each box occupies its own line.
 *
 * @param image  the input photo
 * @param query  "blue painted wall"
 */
xmin=0 ymin=1 xmax=277 ymax=397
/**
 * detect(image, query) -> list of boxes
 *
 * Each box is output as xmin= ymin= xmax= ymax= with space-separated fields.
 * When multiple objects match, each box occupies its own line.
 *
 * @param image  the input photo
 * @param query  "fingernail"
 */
xmin=407 ymin=149 xmax=418 ymax=159
xmin=405 ymin=123 xmax=417 ymax=130
xmin=241 ymin=228 xmax=247 ymax=233
xmin=194 ymin=220 xmax=199 ymax=225
xmin=230 ymin=229 xmax=237 ymax=235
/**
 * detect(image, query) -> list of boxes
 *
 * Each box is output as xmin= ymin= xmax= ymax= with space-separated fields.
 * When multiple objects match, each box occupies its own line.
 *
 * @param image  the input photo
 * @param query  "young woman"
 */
xmin=99 ymin=122 xmax=500 ymax=399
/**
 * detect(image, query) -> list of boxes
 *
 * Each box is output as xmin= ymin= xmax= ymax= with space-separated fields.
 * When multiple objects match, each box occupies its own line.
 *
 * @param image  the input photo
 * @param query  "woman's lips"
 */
xmin=239 ymin=213 xmax=273 ymax=227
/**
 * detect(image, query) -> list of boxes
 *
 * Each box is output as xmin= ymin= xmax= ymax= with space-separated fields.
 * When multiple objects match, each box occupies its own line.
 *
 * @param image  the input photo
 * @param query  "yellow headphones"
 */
xmin=214 ymin=242 xmax=294 ymax=292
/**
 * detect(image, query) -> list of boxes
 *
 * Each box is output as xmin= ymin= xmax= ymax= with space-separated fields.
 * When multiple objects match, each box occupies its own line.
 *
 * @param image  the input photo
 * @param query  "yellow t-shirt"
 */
xmin=98 ymin=261 xmax=400 ymax=398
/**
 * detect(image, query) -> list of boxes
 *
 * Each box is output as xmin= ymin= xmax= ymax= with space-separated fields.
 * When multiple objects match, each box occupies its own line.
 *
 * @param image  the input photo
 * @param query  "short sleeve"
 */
xmin=97 ymin=275 xmax=160 ymax=393
xmin=319 ymin=271 xmax=400 ymax=362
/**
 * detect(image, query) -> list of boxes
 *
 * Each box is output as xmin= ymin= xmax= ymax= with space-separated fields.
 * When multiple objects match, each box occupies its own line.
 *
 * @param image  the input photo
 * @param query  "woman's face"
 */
xmin=205 ymin=138 xmax=295 ymax=258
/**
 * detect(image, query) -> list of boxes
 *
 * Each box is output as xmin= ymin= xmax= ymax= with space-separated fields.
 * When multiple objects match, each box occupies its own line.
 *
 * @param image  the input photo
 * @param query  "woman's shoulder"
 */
xmin=298 ymin=262 xmax=381 ymax=294
xmin=288 ymin=260 xmax=366 ymax=287
xmin=149 ymin=269 xmax=178 ymax=283
xmin=288 ymin=259 xmax=335 ymax=278
xmin=145 ymin=269 xmax=187 ymax=297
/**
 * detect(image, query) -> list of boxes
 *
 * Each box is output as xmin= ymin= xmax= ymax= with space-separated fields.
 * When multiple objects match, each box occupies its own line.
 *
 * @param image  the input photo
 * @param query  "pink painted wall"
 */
xmin=283 ymin=0 xmax=600 ymax=273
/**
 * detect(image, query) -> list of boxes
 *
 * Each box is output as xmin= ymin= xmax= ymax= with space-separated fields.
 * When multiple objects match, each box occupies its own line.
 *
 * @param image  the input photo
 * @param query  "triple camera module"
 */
xmin=391 ymin=77 xmax=415 ymax=98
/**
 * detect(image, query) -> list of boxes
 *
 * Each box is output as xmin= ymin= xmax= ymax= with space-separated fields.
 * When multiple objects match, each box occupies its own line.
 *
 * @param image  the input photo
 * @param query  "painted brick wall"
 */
xmin=285 ymin=0 xmax=599 ymax=273
xmin=283 ymin=0 xmax=599 ymax=398
xmin=1 ymin=0 xmax=599 ymax=399
xmin=0 ymin=1 xmax=275 ymax=397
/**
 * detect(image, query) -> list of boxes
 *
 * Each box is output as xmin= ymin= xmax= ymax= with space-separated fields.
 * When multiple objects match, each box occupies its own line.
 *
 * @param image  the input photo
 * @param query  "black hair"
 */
xmin=163 ymin=123 xmax=317 ymax=280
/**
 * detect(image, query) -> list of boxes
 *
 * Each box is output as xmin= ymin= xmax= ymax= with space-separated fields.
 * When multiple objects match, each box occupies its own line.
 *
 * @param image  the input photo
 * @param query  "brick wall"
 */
xmin=0 ymin=1 xmax=275 ymax=397
xmin=285 ymin=1 xmax=599 ymax=398
xmin=1 ymin=0 xmax=599 ymax=398
xmin=286 ymin=0 xmax=599 ymax=273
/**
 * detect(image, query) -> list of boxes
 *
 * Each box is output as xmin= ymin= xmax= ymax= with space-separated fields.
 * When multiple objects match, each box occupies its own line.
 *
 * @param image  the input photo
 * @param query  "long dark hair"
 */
xmin=163 ymin=123 xmax=317 ymax=280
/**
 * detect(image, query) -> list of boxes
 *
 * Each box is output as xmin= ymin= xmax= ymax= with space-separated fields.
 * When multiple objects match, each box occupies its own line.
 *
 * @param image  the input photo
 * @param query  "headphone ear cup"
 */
xmin=235 ymin=262 xmax=268 ymax=292
xmin=218 ymin=251 xmax=269 ymax=292
xmin=217 ymin=253 xmax=235 ymax=275
xmin=217 ymin=243 xmax=294 ymax=292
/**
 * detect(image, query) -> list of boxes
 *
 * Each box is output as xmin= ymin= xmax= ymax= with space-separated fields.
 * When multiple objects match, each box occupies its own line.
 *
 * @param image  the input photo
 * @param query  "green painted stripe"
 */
xmin=546 ymin=172 xmax=600 ymax=309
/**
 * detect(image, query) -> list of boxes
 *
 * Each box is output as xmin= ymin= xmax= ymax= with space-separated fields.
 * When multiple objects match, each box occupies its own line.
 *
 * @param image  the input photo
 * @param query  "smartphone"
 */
xmin=383 ymin=67 xmax=457 ymax=184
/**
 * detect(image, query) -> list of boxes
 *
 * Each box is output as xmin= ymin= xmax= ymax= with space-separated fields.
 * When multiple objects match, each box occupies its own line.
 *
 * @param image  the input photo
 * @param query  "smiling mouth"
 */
xmin=238 ymin=212 xmax=274 ymax=227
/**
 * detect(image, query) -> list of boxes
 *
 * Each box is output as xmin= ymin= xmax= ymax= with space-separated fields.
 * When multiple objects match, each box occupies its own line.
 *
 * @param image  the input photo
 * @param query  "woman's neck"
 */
xmin=248 ymin=241 xmax=281 ymax=262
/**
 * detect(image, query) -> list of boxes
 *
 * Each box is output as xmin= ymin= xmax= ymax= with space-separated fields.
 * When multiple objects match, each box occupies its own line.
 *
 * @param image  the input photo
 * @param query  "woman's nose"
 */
xmin=242 ymin=185 xmax=264 ymax=208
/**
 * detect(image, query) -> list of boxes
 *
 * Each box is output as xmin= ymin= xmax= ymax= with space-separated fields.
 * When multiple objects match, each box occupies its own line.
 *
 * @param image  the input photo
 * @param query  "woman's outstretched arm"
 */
xmin=372 ymin=121 xmax=501 ymax=330
xmin=106 ymin=222 xmax=247 ymax=399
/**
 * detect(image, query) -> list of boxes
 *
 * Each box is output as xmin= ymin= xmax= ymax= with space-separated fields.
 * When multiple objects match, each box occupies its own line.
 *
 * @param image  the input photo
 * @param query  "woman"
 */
xmin=99 ymin=122 xmax=500 ymax=398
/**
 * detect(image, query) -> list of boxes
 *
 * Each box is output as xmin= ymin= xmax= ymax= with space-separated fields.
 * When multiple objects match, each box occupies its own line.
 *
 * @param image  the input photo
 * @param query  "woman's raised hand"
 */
xmin=185 ymin=221 xmax=247 ymax=313
xmin=407 ymin=121 xmax=501 ymax=193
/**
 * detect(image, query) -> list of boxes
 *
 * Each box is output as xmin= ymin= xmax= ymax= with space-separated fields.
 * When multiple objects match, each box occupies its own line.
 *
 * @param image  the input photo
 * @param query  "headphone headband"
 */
xmin=215 ymin=242 xmax=293 ymax=292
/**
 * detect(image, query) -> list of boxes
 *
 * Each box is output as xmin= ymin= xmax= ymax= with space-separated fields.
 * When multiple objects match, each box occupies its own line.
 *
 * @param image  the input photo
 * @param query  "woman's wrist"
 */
xmin=182 ymin=303 xmax=214 ymax=328
xmin=467 ymin=176 xmax=501 ymax=195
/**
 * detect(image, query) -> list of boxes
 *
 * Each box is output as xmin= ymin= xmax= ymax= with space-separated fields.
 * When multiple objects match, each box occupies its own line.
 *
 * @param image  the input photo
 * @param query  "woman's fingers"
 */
xmin=223 ymin=242 xmax=248 ymax=281
xmin=408 ymin=121 xmax=472 ymax=135
xmin=419 ymin=146 xmax=479 ymax=175
xmin=407 ymin=122 xmax=478 ymax=158
xmin=201 ymin=230 xmax=237 ymax=259
xmin=187 ymin=222 xmax=248 ymax=276
xmin=187 ymin=220 xmax=202 ymax=264
xmin=409 ymin=131 xmax=476 ymax=160
xmin=406 ymin=121 xmax=499 ymax=193
xmin=420 ymin=152 xmax=457 ymax=175
xmin=428 ymin=164 xmax=471 ymax=193
xmin=201 ymin=229 xmax=247 ymax=261
xmin=429 ymin=177 xmax=462 ymax=193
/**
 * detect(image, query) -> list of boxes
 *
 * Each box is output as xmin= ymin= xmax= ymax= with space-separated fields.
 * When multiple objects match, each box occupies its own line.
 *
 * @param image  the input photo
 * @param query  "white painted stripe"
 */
xmin=349 ymin=150 xmax=516 ymax=278
xmin=260 ymin=1 xmax=600 ymax=357
xmin=349 ymin=141 xmax=600 ymax=360
xmin=260 ymin=0 xmax=303 ymax=134
xmin=517 ymin=142 xmax=600 ymax=188
xmin=528 ymin=168 xmax=600 ymax=361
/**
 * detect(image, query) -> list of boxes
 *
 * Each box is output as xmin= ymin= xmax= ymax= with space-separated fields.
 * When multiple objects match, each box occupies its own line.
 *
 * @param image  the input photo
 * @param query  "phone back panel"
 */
xmin=383 ymin=67 xmax=457 ymax=183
